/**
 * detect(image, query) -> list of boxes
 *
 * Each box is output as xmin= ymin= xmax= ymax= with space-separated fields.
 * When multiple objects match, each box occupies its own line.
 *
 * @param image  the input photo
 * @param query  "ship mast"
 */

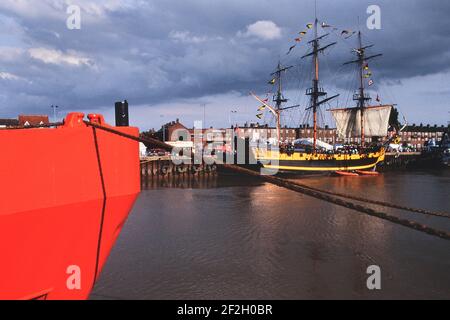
xmin=357 ymin=32 xmax=367 ymax=146
xmin=251 ymin=63 xmax=300 ymax=144
xmin=272 ymin=62 xmax=292 ymax=142
xmin=302 ymin=18 xmax=338 ymax=153
xmin=344 ymin=31 xmax=382 ymax=147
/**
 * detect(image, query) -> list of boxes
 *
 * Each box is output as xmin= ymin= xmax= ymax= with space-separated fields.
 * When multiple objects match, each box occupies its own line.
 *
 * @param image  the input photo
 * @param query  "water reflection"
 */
xmin=93 ymin=171 xmax=450 ymax=300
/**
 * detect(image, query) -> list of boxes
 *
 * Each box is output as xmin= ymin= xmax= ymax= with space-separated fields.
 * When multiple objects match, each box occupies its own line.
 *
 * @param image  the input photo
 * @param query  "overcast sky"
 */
xmin=0 ymin=0 xmax=449 ymax=130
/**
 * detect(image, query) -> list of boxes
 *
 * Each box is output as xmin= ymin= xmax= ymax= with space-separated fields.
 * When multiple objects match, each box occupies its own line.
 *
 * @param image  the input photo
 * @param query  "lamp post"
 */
xmin=229 ymin=110 xmax=238 ymax=127
xmin=202 ymin=103 xmax=206 ymax=128
xmin=51 ymin=105 xmax=59 ymax=122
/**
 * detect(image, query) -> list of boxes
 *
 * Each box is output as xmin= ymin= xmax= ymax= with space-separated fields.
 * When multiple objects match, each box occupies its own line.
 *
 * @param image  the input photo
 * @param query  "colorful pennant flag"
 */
xmin=321 ymin=22 xmax=332 ymax=28
xmin=306 ymin=23 xmax=313 ymax=29
xmin=341 ymin=30 xmax=356 ymax=39
xmin=286 ymin=45 xmax=296 ymax=55
xmin=258 ymin=105 xmax=266 ymax=111
xmin=256 ymin=113 xmax=263 ymax=119
xmin=299 ymin=31 xmax=307 ymax=36
xmin=346 ymin=31 xmax=356 ymax=39
xmin=368 ymin=79 xmax=374 ymax=86
xmin=295 ymin=38 xmax=302 ymax=42
xmin=268 ymin=78 xmax=276 ymax=85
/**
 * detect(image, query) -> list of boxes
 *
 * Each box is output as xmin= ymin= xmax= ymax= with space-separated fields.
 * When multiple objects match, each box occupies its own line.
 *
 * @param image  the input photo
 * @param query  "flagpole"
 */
xmin=358 ymin=31 xmax=366 ymax=147
xmin=251 ymin=92 xmax=281 ymax=143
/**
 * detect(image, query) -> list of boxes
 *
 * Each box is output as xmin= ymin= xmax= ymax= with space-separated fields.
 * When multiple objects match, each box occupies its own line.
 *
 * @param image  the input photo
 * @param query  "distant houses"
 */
xmin=18 ymin=115 xmax=49 ymax=127
xmin=0 ymin=115 xmax=50 ymax=128
xmin=152 ymin=118 xmax=449 ymax=151
xmin=0 ymin=118 xmax=19 ymax=128
xmin=398 ymin=124 xmax=448 ymax=149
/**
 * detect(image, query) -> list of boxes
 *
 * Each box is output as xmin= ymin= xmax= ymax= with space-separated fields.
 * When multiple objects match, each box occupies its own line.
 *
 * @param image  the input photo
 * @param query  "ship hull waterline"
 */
xmin=0 ymin=113 xmax=141 ymax=300
xmin=256 ymin=149 xmax=386 ymax=173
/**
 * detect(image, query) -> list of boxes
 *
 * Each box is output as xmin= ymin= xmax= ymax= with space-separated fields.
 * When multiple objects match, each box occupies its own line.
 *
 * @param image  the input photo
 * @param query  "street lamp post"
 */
xmin=229 ymin=110 xmax=238 ymax=127
xmin=51 ymin=105 xmax=59 ymax=122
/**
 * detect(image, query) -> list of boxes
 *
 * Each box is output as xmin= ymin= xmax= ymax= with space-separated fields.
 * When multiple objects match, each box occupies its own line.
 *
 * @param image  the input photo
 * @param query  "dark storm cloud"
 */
xmin=0 ymin=0 xmax=449 ymax=118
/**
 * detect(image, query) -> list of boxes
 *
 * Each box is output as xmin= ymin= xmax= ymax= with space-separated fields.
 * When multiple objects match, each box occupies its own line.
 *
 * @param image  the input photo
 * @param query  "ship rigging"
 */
xmin=250 ymin=11 xmax=395 ymax=173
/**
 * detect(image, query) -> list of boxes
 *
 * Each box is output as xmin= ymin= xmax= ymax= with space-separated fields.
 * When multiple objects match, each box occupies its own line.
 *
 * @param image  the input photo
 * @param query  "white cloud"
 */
xmin=0 ymin=47 xmax=25 ymax=61
xmin=28 ymin=48 xmax=93 ymax=67
xmin=0 ymin=71 xmax=31 ymax=84
xmin=238 ymin=20 xmax=282 ymax=40
xmin=169 ymin=30 xmax=222 ymax=44
xmin=0 ymin=72 xmax=21 ymax=80
xmin=0 ymin=0 xmax=148 ymax=21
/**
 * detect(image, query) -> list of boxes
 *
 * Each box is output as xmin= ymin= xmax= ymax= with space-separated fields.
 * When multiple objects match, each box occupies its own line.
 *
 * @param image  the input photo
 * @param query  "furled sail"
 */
xmin=330 ymin=105 xmax=392 ymax=138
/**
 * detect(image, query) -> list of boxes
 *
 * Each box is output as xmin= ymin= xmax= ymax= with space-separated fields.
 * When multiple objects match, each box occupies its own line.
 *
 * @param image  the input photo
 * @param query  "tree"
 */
xmin=389 ymin=107 xmax=400 ymax=130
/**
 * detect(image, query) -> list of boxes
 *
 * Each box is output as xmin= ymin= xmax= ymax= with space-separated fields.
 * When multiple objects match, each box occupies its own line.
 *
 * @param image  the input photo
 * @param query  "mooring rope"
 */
xmin=5 ymin=118 xmax=446 ymax=239
xmin=84 ymin=121 xmax=171 ymax=151
xmin=85 ymin=122 xmax=450 ymax=241
xmin=86 ymin=122 xmax=449 ymax=216
xmin=221 ymin=165 xmax=450 ymax=241
xmin=285 ymin=180 xmax=450 ymax=219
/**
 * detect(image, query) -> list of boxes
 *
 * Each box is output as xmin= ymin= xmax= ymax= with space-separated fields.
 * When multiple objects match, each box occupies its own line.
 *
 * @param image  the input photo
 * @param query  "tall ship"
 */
xmin=252 ymin=17 xmax=395 ymax=174
xmin=0 ymin=113 xmax=140 ymax=300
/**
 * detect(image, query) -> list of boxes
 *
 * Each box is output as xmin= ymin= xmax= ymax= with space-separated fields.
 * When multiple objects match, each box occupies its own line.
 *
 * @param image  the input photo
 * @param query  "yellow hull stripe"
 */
xmin=263 ymin=162 xmax=379 ymax=172
xmin=256 ymin=148 xmax=386 ymax=172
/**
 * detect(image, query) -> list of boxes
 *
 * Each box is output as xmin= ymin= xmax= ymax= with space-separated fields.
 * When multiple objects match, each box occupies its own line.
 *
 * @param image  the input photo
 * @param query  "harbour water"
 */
xmin=92 ymin=171 xmax=450 ymax=300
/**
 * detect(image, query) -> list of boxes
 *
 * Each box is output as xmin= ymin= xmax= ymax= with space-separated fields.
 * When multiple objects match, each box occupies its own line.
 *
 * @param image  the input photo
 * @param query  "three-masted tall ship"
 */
xmin=252 ymin=17 xmax=393 ymax=173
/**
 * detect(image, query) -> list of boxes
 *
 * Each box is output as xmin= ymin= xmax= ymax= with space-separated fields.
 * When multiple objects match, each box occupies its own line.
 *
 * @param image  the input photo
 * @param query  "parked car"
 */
xmin=147 ymin=149 xmax=168 ymax=157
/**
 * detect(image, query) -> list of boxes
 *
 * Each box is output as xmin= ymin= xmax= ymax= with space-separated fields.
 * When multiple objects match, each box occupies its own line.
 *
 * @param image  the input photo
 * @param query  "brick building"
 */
xmin=156 ymin=119 xmax=190 ymax=142
xmin=398 ymin=124 xmax=448 ymax=149
xmin=234 ymin=123 xmax=337 ymax=144
xmin=0 ymin=118 xmax=19 ymax=128
xmin=18 ymin=115 xmax=49 ymax=127
xmin=297 ymin=125 xmax=338 ymax=145
xmin=153 ymin=119 xmax=449 ymax=150
xmin=0 ymin=115 xmax=49 ymax=128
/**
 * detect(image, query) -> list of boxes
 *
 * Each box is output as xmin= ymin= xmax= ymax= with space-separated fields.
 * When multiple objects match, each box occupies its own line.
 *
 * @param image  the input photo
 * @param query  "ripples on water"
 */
xmin=92 ymin=171 xmax=450 ymax=300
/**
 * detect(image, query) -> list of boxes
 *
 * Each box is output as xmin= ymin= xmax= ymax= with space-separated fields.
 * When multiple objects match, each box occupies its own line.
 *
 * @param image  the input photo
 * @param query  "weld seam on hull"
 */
xmin=92 ymin=127 xmax=107 ymax=285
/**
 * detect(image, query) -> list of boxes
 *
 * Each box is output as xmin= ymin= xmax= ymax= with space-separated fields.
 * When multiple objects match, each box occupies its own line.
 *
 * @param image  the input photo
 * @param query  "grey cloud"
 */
xmin=0 ymin=0 xmax=449 ymax=124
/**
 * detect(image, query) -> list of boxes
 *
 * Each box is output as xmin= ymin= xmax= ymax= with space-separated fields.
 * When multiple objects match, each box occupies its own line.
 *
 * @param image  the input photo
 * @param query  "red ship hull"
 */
xmin=0 ymin=113 xmax=140 ymax=300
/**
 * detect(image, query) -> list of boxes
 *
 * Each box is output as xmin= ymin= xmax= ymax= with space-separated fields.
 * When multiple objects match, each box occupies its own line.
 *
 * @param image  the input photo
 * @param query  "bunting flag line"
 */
xmin=288 ymin=21 xmax=364 ymax=57
xmin=286 ymin=45 xmax=296 ymax=55
xmin=345 ymin=31 xmax=357 ymax=39
xmin=340 ymin=29 xmax=356 ymax=39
